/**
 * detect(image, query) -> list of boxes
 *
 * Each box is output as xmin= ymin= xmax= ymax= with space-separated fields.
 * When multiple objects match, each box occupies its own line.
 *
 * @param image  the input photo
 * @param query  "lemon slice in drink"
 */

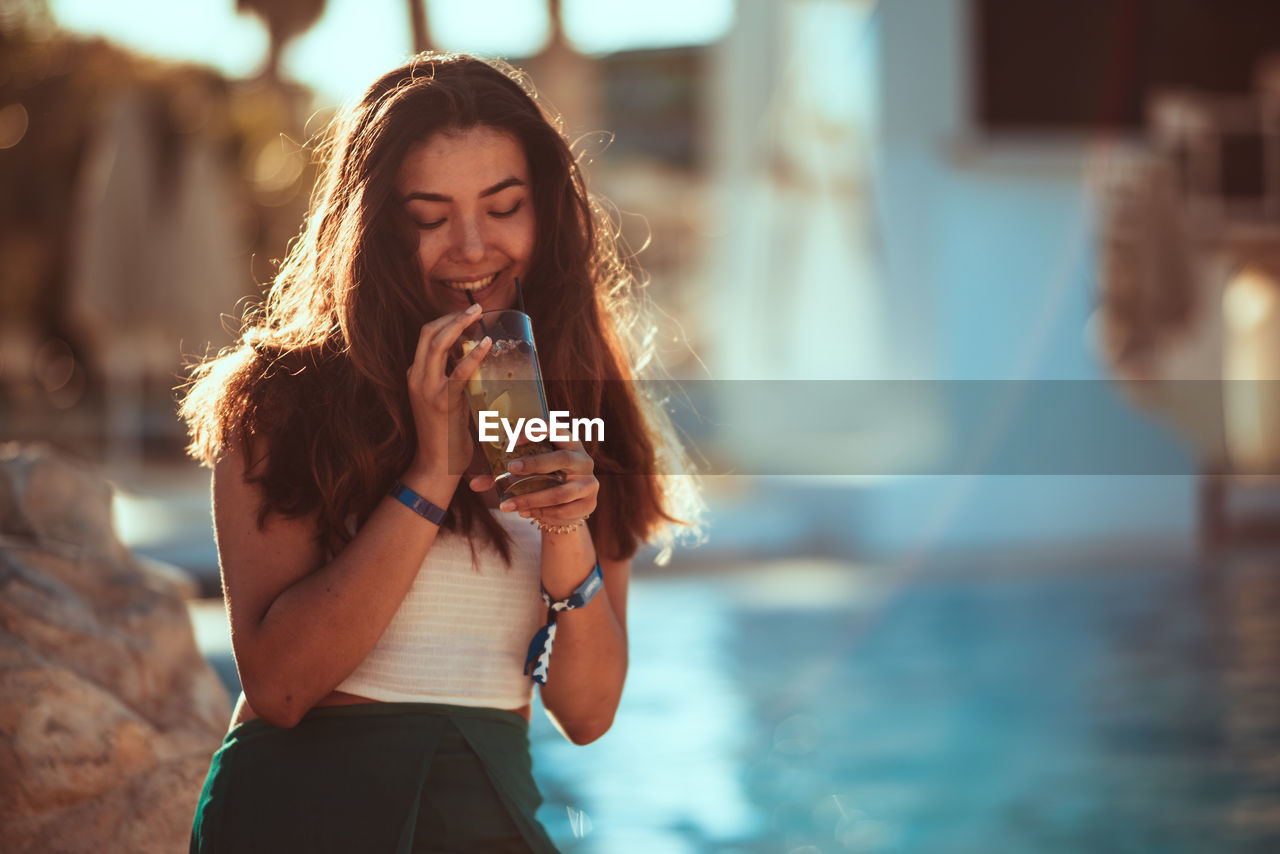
xmin=488 ymin=390 xmax=512 ymax=422
xmin=460 ymin=339 xmax=487 ymax=395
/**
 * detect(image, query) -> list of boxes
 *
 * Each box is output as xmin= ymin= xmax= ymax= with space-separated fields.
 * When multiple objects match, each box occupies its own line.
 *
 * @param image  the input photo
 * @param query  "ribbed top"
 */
xmin=335 ymin=510 xmax=543 ymax=709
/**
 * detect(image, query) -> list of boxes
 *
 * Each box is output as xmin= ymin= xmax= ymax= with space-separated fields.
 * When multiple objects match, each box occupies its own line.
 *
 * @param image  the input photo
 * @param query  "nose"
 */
xmin=450 ymin=215 xmax=486 ymax=264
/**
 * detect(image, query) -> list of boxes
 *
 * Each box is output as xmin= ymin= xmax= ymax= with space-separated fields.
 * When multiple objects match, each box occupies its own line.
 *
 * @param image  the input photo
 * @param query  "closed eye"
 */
xmin=490 ymin=200 xmax=523 ymax=218
xmin=413 ymin=217 xmax=446 ymax=230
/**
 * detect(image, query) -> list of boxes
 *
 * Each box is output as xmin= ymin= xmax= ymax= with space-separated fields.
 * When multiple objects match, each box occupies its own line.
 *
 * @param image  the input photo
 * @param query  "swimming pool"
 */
xmin=526 ymin=553 xmax=1280 ymax=853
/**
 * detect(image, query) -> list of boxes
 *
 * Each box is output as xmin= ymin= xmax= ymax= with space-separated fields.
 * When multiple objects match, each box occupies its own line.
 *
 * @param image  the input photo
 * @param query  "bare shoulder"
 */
xmin=212 ymin=437 xmax=325 ymax=635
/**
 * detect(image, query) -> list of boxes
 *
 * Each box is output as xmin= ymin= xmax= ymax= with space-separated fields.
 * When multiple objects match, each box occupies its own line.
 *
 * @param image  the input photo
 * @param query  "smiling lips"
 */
xmin=438 ymin=271 xmax=500 ymax=292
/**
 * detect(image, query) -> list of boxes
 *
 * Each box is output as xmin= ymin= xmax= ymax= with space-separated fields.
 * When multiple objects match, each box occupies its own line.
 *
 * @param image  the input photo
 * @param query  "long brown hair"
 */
xmin=179 ymin=52 xmax=702 ymax=563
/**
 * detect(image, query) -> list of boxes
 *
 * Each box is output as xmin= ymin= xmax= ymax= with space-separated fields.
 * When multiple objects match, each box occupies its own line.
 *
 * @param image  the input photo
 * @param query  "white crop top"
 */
xmin=335 ymin=509 xmax=544 ymax=709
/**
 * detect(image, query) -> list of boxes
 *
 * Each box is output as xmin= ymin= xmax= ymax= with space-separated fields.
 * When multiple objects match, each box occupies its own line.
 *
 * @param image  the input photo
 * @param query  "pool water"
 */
xmin=527 ymin=553 xmax=1280 ymax=853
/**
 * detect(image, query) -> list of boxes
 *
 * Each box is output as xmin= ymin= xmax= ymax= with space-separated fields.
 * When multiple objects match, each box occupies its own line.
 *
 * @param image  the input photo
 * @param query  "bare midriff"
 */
xmin=229 ymin=690 xmax=532 ymax=731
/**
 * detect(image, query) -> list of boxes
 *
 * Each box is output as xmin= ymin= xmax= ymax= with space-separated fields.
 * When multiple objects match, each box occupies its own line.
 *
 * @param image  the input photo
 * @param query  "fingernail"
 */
xmin=499 ymin=500 xmax=515 ymax=512
xmin=481 ymin=336 xmax=492 ymax=347
xmin=508 ymin=459 xmax=524 ymax=472
xmin=466 ymin=303 xmax=482 ymax=314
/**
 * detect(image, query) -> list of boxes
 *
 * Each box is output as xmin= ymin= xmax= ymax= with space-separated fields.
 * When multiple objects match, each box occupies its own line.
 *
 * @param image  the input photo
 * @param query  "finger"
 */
xmin=547 ymin=439 xmax=593 ymax=471
xmin=448 ymin=335 xmax=492 ymax=384
xmin=468 ymin=473 xmax=496 ymax=493
xmin=507 ymin=449 xmax=586 ymax=476
xmin=522 ymin=498 xmax=594 ymax=522
xmin=500 ymin=480 xmax=592 ymax=512
xmin=412 ymin=306 xmax=479 ymax=373
xmin=428 ymin=305 xmax=486 ymax=372
xmin=410 ymin=323 xmax=434 ymax=378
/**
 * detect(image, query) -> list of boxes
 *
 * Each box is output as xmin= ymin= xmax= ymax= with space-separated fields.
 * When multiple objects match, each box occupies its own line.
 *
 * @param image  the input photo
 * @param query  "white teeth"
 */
xmin=441 ymin=274 xmax=497 ymax=291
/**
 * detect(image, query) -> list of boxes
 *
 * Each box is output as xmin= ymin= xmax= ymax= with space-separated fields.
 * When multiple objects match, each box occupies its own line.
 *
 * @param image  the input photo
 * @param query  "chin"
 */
xmin=471 ymin=287 xmax=519 ymax=315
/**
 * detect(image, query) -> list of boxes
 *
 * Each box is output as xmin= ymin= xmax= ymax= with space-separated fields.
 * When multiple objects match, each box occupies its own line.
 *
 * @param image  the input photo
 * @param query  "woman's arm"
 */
xmin=480 ymin=441 xmax=630 ymax=744
xmin=536 ymin=534 xmax=630 ymax=745
xmin=215 ymin=444 xmax=459 ymax=728
xmin=218 ymin=305 xmax=490 ymax=729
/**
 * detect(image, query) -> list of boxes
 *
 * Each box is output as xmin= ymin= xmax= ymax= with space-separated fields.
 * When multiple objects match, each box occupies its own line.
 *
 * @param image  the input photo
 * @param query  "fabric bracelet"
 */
xmin=389 ymin=480 xmax=448 ymax=526
xmin=523 ymin=561 xmax=604 ymax=685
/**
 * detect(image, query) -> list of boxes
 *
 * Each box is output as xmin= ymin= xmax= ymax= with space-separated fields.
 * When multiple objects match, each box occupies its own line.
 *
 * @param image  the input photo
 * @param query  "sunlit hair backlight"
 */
xmin=180 ymin=52 xmax=702 ymax=563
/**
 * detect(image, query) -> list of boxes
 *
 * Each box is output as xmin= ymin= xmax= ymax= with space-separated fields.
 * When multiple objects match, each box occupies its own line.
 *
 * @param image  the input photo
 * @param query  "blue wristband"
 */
xmin=389 ymin=480 xmax=447 ymax=526
xmin=524 ymin=561 xmax=604 ymax=685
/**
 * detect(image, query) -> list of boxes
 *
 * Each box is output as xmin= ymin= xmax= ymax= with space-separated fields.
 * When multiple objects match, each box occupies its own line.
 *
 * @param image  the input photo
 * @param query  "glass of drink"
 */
xmin=452 ymin=310 xmax=566 ymax=503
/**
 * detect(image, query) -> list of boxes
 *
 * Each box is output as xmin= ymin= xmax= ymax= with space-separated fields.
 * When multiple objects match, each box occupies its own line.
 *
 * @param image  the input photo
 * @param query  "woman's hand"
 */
xmin=468 ymin=438 xmax=599 ymax=526
xmin=406 ymin=304 xmax=489 ymax=478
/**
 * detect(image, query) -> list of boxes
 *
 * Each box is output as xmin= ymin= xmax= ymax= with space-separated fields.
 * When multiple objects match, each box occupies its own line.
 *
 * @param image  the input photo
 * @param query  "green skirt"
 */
xmin=189 ymin=702 xmax=559 ymax=854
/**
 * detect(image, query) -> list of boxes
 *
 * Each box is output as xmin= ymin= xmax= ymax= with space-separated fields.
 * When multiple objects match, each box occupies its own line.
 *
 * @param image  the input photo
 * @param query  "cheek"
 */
xmin=412 ymin=233 xmax=445 ymax=273
xmin=509 ymin=216 xmax=536 ymax=266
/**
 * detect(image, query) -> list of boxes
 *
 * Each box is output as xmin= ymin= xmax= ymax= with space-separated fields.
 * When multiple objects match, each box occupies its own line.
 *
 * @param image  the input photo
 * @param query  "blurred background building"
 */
xmin=7 ymin=0 xmax=1280 ymax=557
xmin=6 ymin=0 xmax=1280 ymax=850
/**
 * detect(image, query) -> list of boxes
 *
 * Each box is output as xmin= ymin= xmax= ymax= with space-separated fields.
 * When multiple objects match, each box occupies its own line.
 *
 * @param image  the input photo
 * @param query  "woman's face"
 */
xmin=395 ymin=125 xmax=535 ymax=315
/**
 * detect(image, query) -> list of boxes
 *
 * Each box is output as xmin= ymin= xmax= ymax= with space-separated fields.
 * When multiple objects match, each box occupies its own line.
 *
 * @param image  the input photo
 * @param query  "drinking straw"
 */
xmin=515 ymin=276 xmax=527 ymax=315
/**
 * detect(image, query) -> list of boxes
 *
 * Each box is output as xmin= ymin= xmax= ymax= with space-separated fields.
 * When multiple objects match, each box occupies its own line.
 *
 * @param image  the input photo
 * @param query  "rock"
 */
xmin=0 ymin=442 xmax=122 ymax=562
xmin=0 ymin=443 xmax=230 ymax=853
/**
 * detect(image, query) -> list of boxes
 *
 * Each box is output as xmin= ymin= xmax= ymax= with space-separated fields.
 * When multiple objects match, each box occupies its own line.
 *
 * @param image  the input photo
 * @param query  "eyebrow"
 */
xmin=402 ymin=177 xmax=526 ymax=204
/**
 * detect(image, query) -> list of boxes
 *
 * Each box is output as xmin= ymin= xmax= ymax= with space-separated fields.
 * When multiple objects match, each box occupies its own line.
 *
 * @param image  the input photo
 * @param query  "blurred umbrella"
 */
xmin=708 ymin=2 xmax=915 ymax=473
xmin=712 ymin=0 xmax=886 ymax=383
xmin=236 ymin=0 xmax=325 ymax=81
xmin=407 ymin=0 xmax=430 ymax=54
xmin=65 ymin=82 xmax=246 ymax=473
xmin=1223 ymin=263 xmax=1280 ymax=472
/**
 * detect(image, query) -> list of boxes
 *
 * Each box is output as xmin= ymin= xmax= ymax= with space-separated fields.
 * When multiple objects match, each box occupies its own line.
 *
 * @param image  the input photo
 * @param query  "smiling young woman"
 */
xmin=180 ymin=52 xmax=703 ymax=853
xmin=397 ymin=126 xmax=534 ymax=315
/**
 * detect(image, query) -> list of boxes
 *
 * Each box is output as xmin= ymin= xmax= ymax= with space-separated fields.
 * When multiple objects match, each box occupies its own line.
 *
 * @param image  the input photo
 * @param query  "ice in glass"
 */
xmin=454 ymin=310 xmax=565 ymax=503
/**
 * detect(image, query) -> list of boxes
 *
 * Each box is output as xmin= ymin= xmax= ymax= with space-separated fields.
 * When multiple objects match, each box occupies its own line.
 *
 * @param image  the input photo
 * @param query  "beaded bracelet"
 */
xmin=529 ymin=513 xmax=590 ymax=535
